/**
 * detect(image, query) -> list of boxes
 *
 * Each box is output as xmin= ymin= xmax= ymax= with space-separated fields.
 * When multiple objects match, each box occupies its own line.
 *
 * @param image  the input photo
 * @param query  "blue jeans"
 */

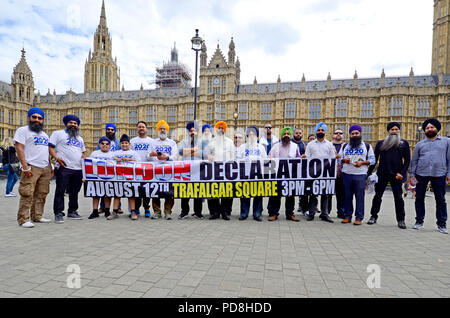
xmin=240 ymin=197 xmax=262 ymax=219
xmin=414 ymin=175 xmax=447 ymax=227
xmin=4 ymin=164 xmax=19 ymax=194
xmin=342 ymin=173 xmax=367 ymax=221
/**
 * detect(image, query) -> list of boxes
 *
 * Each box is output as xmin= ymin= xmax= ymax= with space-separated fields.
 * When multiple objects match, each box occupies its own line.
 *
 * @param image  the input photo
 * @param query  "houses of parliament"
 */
xmin=2 ymin=0 xmax=450 ymax=154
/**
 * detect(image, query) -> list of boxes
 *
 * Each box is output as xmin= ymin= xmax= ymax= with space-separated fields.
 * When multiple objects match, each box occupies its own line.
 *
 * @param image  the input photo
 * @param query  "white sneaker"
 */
xmin=413 ymin=223 xmax=424 ymax=230
xmin=5 ymin=193 xmax=17 ymax=197
xmin=36 ymin=218 xmax=51 ymax=223
xmin=437 ymin=226 xmax=448 ymax=234
xmin=21 ymin=221 xmax=35 ymax=228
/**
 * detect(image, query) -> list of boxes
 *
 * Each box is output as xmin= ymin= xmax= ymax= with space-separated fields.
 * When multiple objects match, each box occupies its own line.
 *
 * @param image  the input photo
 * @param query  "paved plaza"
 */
xmin=0 ymin=178 xmax=448 ymax=299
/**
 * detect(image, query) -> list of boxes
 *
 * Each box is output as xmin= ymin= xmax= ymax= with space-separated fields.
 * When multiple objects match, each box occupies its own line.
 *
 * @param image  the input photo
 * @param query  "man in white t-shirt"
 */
xmin=147 ymin=120 xmax=178 ymax=220
xmin=49 ymin=115 xmax=86 ymax=224
xmin=236 ymin=126 xmax=267 ymax=222
xmin=130 ymin=121 xmax=153 ymax=218
xmin=14 ymin=107 xmax=53 ymax=228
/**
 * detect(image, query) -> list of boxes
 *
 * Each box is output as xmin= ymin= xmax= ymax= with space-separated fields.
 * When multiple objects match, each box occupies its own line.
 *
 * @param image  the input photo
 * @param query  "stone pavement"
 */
xmin=0 ymin=178 xmax=448 ymax=298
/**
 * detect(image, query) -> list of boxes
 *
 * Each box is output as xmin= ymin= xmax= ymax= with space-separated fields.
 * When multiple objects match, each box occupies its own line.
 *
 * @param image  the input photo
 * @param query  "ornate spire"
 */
xmin=100 ymin=0 xmax=107 ymax=27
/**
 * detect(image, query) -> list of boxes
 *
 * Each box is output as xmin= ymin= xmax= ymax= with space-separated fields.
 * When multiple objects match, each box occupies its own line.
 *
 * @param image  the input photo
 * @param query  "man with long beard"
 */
xmin=14 ymin=107 xmax=53 ymax=228
xmin=339 ymin=125 xmax=375 ymax=225
xmin=410 ymin=118 xmax=450 ymax=234
xmin=236 ymin=126 xmax=267 ymax=221
xmin=267 ymin=127 xmax=301 ymax=222
xmin=148 ymin=120 xmax=178 ymax=220
xmin=49 ymin=115 xmax=86 ymax=224
xmin=367 ymin=122 xmax=410 ymax=229
xmin=207 ymin=121 xmax=235 ymax=220
xmin=178 ymin=121 xmax=204 ymax=219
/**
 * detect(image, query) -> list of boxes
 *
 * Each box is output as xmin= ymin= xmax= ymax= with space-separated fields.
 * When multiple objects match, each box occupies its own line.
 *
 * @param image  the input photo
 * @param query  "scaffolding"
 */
xmin=155 ymin=44 xmax=192 ymax=88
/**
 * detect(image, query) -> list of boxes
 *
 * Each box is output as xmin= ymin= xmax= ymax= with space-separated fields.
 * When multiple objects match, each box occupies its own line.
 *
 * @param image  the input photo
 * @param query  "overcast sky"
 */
xmin=0 ymin=0 xmax=433 ymax=94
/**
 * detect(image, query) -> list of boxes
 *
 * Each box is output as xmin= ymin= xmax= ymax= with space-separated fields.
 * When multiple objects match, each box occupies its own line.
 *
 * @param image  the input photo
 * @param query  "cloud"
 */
xmin=0 ymin=0 xmax=434 ymax=94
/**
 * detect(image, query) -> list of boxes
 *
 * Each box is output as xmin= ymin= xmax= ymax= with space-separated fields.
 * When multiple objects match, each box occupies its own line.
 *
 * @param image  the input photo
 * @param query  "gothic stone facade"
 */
xmin=1 ymin=0 xmax=450 ymax=155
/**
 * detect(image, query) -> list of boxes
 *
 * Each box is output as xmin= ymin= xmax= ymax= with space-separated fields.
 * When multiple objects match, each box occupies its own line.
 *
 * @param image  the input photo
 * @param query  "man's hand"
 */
xmin=56 ymin=157 xmax=66 ymax=168
xmin=354 ymin=161 xmax=363 ymax=168
xmin=336 ymin=154 xmax=341 ymax=159
xmin=301 ymin=154 xmax=307 ymax=159
xmin=23 ymin=166 xmax=33 ymax=178
xmin=150 ymin=151 xmax=158 ymax=157
xmin=157 ymin=154 xmax=168 ymax=161
xmin=395 ymin=173 xmax=403 ymax=181
xmin=341 ymin=158 xmax=351 ymax=164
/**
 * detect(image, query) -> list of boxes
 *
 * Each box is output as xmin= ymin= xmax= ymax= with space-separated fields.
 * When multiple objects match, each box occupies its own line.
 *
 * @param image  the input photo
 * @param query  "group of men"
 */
xmin=13 ymin=107 xmax=449 ymax=234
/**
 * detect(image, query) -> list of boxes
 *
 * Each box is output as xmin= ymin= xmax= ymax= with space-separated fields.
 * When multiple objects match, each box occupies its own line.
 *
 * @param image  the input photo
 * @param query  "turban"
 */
xmin=422 ymin=118 xmax=441 ymax=132
xmin=105 ymin=123 xmax=117 ymax=132
xmin=119 ymin=134 xmax=130 ymax=143
xmin=63 ymin=114 xmax=80 ymax=126
xmin=98 ymin=136 xmax=111 ymax=145
xmin=156 ymin=120 xmax=170 ymax=132
xmin=202 ymin=124 xmax=212 ymax=133
xmin=28 ymin=107 xmax=45 ymax=119
xmin=186 ymin=121 xmax=199 ymax=132
xmin=387 ymin=122 xmax=401 ymax=131
xmin=214 ymin=121 xmax=228 ymax=132
xmin=315 ymin=122 xmax=328 ymax=134
xmin=246 ymin=126 xmax=259 ymax=138
xmin=280 ymin=127 xmax=293 ymax=139
xmin=349 ymin=124 xmax=362 ymax=134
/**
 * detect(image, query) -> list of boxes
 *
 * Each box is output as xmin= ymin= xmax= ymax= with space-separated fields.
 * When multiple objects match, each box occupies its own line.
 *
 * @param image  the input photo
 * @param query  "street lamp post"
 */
xmin=417 ymin=124 xmax=423 ymax=141
xmin=191 ymin=29 xmax=203 ymax=121
xmin=233 ymin=111 xmax=238 ymax=131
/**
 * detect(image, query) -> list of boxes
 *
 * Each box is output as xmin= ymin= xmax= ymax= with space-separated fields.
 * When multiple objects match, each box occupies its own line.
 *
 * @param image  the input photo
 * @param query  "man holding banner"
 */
xmin=304 ymin=122 xmax=336 ymax=223
xmin=207 ymin=121 xmax=235 ymax=220
xmin=236 ymin=126 xmax=267 ymax=222
xmin=178 ymin=121 xmax=204 ymax=219
xmin=267 ymin=127 xmax=301 ymax=222
xmin=148 ymin=120 xmax=178 ymax=220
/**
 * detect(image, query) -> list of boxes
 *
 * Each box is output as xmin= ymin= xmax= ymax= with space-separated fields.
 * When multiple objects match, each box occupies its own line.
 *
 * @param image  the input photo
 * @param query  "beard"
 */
xmin=380 ymin=133 xmax=401 ymax=151
xmin=28 ymin=121 xmax=43 ymax=133
xmin=202 ymin=133 xmax=212 ymax=142
xmin=159 ymin=132 xmax=167 ymax=140
xmin=248 ymin=136 xmax=257 ymax=147
xmin=282 ymin=136 xmax=291 ymax=146
xmin=67 ymin=126 xmax=79 ymax=139
xmin=293 ymin=136 xmax=302 ymax=142
xmin=425 ymin=131 xmax=438 ymax=138
xmin=106 ymin=132 xmax=116 ymax=141
xmin=349 ymin=136 xmax=362 ymax=148
xmin=316 ymin=133 xmax=325 ymax=139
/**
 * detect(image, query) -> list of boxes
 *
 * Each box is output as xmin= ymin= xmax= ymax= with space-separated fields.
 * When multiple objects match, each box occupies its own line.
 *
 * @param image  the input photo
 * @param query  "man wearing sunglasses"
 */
xmin=259 ymin=123 xmax=279 ymax=155
xmin=14 ymin=107 xmax=53 ymax=228
xmin=49 ymin=114 xmax=86 ymax=224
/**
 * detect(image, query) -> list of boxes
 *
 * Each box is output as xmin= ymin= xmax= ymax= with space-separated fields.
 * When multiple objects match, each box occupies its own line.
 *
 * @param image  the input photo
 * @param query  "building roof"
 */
xmin=0 ymin=81 xmax=12 ymax=95
xmin=33 ymin=74 xmax=448 ymax=105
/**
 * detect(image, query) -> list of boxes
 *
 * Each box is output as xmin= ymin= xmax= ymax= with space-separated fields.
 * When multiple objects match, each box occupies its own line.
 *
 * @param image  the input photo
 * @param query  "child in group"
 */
xmin=113 ymin=134 xmax=139 ymax=220
xmin=88 ymin=137 xmax=115 ymax=220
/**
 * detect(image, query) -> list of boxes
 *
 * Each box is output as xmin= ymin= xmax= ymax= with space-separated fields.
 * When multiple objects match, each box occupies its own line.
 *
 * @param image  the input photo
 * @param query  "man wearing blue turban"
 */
xmin=49 ymin=114 xmax=86 ymax=224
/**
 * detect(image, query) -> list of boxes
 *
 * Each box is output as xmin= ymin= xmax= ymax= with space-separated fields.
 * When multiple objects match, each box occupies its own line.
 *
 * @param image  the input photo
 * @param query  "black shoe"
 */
xmin=88 ymin=211 xmax=99 ymax=219
xmin=254 ymin=217 xmax=262 ymax=222
xmin=306 ymin=215 xmax=314 ymax=221
xmin=319 ymin=214 xmax=334 ymax=223
xmin=239 ymin=216 xmax=247 ymax=221
xmin=222 ymin=215 xmax=230 ymax=221
xmin=398 ymin=221 xmax=406 ymax=229
xmin=67 ymin=212 xmax=83 ymax=220
xmin=209 ymin=215 xmax=219 ymax=220
xmin=367 ymin=216 xmax=377 ymax=225
xmin=178 ymin=213 xmax=189 ymax=220
xmin=54 ymin=213 xmax=64 ymax=224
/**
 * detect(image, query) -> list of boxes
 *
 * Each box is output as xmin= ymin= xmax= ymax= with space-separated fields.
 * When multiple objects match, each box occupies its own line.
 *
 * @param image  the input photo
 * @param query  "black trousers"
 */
xmin=267 ymin=196 xmax=295 ymax=217
xmin=53 ymin=167 xmax=83 ymax=215
xmin=370 ymin=174 xmax=405 ymax=222
xmin=135 ymin=186 xmax=150 ymax=212
xmin=208 ymin=198 xmax=233 ymax=217
xmin=181 ymin=198 xmax=203 ymax=216
xmin=327 ymin=176 xmax=345 ymax=216
xmin=309 ymin=194 xmax=329 ymax=217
